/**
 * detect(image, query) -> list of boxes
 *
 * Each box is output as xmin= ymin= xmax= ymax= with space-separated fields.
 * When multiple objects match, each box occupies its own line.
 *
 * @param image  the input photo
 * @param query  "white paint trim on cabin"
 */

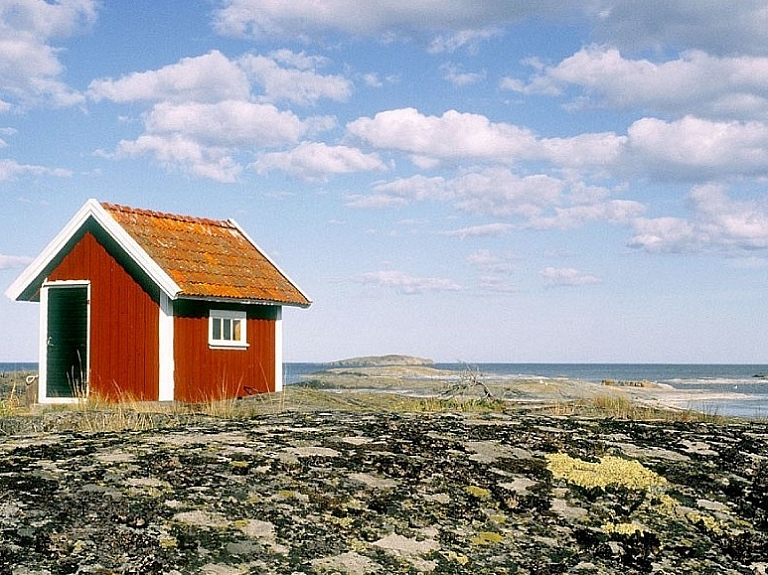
xmin=37 ymin=283 xmax=48 ymax=403
xmin=38 ymin=280 xmax=91 ymax=404
xmin=208 ymin=309 xmax=249 ymax=349
xmin=178 ymin=294 xmax=299 ymax=307
xmin=274 ymin=306 xmax=283 ymax=393
xmin=5 ymin=199 xmax=181 ymax=303
xmin=158 ymin=292 xmax=175 ymax=401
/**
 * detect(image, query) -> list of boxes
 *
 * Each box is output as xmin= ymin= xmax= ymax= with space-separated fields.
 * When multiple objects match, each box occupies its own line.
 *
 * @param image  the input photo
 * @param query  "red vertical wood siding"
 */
xmin=173 ymin=304 xmax=276 ymax=402
xmin=48 ymin=231 xmax=160 ymax=401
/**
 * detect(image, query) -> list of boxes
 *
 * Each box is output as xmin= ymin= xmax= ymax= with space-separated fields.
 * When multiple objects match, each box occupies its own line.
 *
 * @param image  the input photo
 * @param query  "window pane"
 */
xmin=212 ymin=317 xmax=222 ymax=340
xmin=223 ymin=318 xmax=232 ymax=340
xmin=233 ymin=319 xmax=241 ymax=341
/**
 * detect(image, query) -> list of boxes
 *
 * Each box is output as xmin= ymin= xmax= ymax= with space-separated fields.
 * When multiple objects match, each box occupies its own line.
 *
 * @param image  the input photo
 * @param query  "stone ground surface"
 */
xmin=1 ymin=409 xmax=768 ymax=574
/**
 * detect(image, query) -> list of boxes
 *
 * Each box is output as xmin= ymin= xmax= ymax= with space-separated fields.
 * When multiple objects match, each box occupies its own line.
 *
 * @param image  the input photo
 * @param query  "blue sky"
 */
xmin=3 ymin=1 xmax=768 ymax=363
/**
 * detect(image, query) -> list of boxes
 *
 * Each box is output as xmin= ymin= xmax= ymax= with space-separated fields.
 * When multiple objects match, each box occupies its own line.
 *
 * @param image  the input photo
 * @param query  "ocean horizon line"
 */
xmin=0 ymin=359 xmax=768 ymax=370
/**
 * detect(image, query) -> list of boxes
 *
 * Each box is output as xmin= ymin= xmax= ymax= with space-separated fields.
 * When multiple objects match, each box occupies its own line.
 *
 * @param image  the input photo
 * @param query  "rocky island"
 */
xmin=325 ymin=354 xmax=435 ymax=368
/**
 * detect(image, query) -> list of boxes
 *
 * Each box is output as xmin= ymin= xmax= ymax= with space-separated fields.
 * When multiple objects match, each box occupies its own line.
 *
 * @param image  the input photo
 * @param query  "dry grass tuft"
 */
xmin=545 ymin=393 xmax=730 ymax=423
xmin=0 ymin=369 xmax=743 ymax=434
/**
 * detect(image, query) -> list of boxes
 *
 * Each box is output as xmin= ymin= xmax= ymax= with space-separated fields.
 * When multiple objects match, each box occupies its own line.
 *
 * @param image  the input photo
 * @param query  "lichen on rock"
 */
xmin=546 ymin=453 xmax=667 ymax=491
xmin=0 ymin=409 xmax=766 ymax=573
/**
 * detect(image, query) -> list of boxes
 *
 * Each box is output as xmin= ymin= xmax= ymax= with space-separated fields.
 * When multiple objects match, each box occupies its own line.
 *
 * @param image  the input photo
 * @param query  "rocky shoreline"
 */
xmin=1 ymin=407 xmax=767 ymax=574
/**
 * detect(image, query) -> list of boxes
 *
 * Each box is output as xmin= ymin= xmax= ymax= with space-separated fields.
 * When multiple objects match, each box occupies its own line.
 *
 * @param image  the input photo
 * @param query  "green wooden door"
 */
xmin=46 ymin=286 xmax=88 ymax=398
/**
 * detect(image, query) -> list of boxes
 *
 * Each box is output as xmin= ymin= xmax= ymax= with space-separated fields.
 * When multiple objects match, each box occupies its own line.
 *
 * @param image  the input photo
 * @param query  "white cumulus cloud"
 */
xmin=352 ymin=166 xmax=645 ymax=232
xmin=528 ymin=199 xmax=645 ymax=230
xmin=353 ymin=168 xmax=563 ymax=219
xmin=347 ymin=175 xmax=449 ymax=209
xmin=628 ymin=184 xmax=768 ymax=253
xmin=627 ymin=116 xmax=768 ymax=181
xmin=508 ymin=46 xmax=768 ymax=120
xmin=88 ymin=50 xmax=250 ymax=104
xmin=143 ymin=101 xmax=306 ymax=147
xmin=429 ymin=28 xmax=502 ymax=54
xmin=0 ymin=0 xmax=97 ymax=109
xmin=540 ymin=267 xmax=601 ymax=288
xmin=212 ymin=2 xmax=768 ymax=57
xmin=255 ymin=141 xmax=386 ymax=179
xmin=212 ymin=0 xmax=563 ymax=43
xmin=347 ymin=107 xmax=626 ymax=173
xmin=440 ymin=63 xmax=486 ymax=86
xmin=90 ymin=49 xmax=351 ymax=181
xmin=585 ymin=2 xmax=768 ymax=56
xmin=356 ymin=270 xmax=462 ymax=295
xmin=347 ymin=108 xmax=538 ymax=165
xmin=113 ymin=100 xmax=311 ymax=182
xmin=0 ymin=253 xmax=33 ymax=270
xmin=116 ymin=134 xmax=242 ymax=183
xmin=451 ymin=169 xmax=563 ymax=218
xmin=0 ymin=158 xmax=71 ymax=180
xmin=442 ymin=223 xmax=514 ymax=239
xmin=239 ymin=53 xmax=352 ymax=105
xmin=467 ymin=249 xmax=517 ymax=273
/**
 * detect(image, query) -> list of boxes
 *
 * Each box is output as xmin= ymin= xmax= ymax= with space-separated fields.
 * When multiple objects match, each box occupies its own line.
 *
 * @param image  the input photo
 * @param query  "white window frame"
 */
xmin=209 ymin=309 xmax=248 ymax=349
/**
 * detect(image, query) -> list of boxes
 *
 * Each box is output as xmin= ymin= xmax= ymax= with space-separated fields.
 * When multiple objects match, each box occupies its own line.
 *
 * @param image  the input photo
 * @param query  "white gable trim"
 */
xmin=5 ymin=199 xmax=181 ymax=302
xmin=228 ymin=219 xmax=312 ymax=308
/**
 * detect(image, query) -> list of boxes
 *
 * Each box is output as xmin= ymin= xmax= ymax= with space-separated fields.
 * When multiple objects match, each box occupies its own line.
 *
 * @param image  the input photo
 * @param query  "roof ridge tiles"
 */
xmin=101 ymin=202 xmax=231 ymax=227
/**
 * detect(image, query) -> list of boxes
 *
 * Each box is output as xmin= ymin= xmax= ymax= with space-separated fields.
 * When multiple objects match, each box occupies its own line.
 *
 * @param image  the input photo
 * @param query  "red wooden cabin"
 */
xmin=5 ymin=199 xmax=311 ymax=403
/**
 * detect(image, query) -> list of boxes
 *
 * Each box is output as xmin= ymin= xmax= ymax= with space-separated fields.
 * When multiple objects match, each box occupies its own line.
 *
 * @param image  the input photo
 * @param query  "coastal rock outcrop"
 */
xmin=0 ymin=410 xmax=766 ymax=573
xmin=325 ymin=354 xmax=435 ymax=368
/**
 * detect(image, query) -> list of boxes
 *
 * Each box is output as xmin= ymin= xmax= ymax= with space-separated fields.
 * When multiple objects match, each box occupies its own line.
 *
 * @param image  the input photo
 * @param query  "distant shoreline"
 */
xmin=0 ymin=363 xmax=37 ymax=373
xmin=4 ymin=360 xmax=767 ymax=419
xmin=307 ymin=361 xmax=768 ymax=418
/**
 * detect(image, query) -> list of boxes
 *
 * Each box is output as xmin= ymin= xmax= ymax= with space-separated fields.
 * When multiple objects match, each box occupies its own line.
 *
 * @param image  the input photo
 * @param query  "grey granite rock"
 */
xmin=0 ymin=411 xmax=766 ymax=573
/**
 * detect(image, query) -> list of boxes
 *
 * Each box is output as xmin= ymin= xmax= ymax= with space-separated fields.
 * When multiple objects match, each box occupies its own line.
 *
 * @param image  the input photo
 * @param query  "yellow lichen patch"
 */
xmin=325 ymin=514 xmax=354 ymax=528
xmin=442 ymin=550 xmax=470 ymax=565
xmin=546 ymin=453 xmax=666 ymax=491
xmin=686 ymin=512 xmax=725 ymax=535
xmin=602 ymin=522 xmax=646 ymax=536
xmin=465 ymin=485 xmax=492 ymax=499
xmin=471 ymin=531 xmax=505 ymax=546
xmin=275 ymin=489 xmax=308 ymax=502
xmin=653 ymin=493 xmax=678 ymax=514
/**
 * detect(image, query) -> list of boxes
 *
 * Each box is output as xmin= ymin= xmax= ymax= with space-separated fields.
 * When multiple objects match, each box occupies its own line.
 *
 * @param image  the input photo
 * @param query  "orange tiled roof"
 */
xmin=102 ymin=203 xmax=310 ymax=306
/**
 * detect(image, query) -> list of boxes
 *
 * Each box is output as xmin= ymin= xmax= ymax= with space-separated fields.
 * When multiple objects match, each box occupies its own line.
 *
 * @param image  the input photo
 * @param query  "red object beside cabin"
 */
xmin=5 ymin=199 xmax=311 ymax=403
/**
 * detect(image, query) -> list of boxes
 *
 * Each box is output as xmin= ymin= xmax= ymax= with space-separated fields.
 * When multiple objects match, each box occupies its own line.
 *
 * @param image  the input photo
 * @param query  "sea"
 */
xmin=284 ymin=362 xmax=768 ymax=419
xmin=3 ymin=362 xmax=767 ymax=419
